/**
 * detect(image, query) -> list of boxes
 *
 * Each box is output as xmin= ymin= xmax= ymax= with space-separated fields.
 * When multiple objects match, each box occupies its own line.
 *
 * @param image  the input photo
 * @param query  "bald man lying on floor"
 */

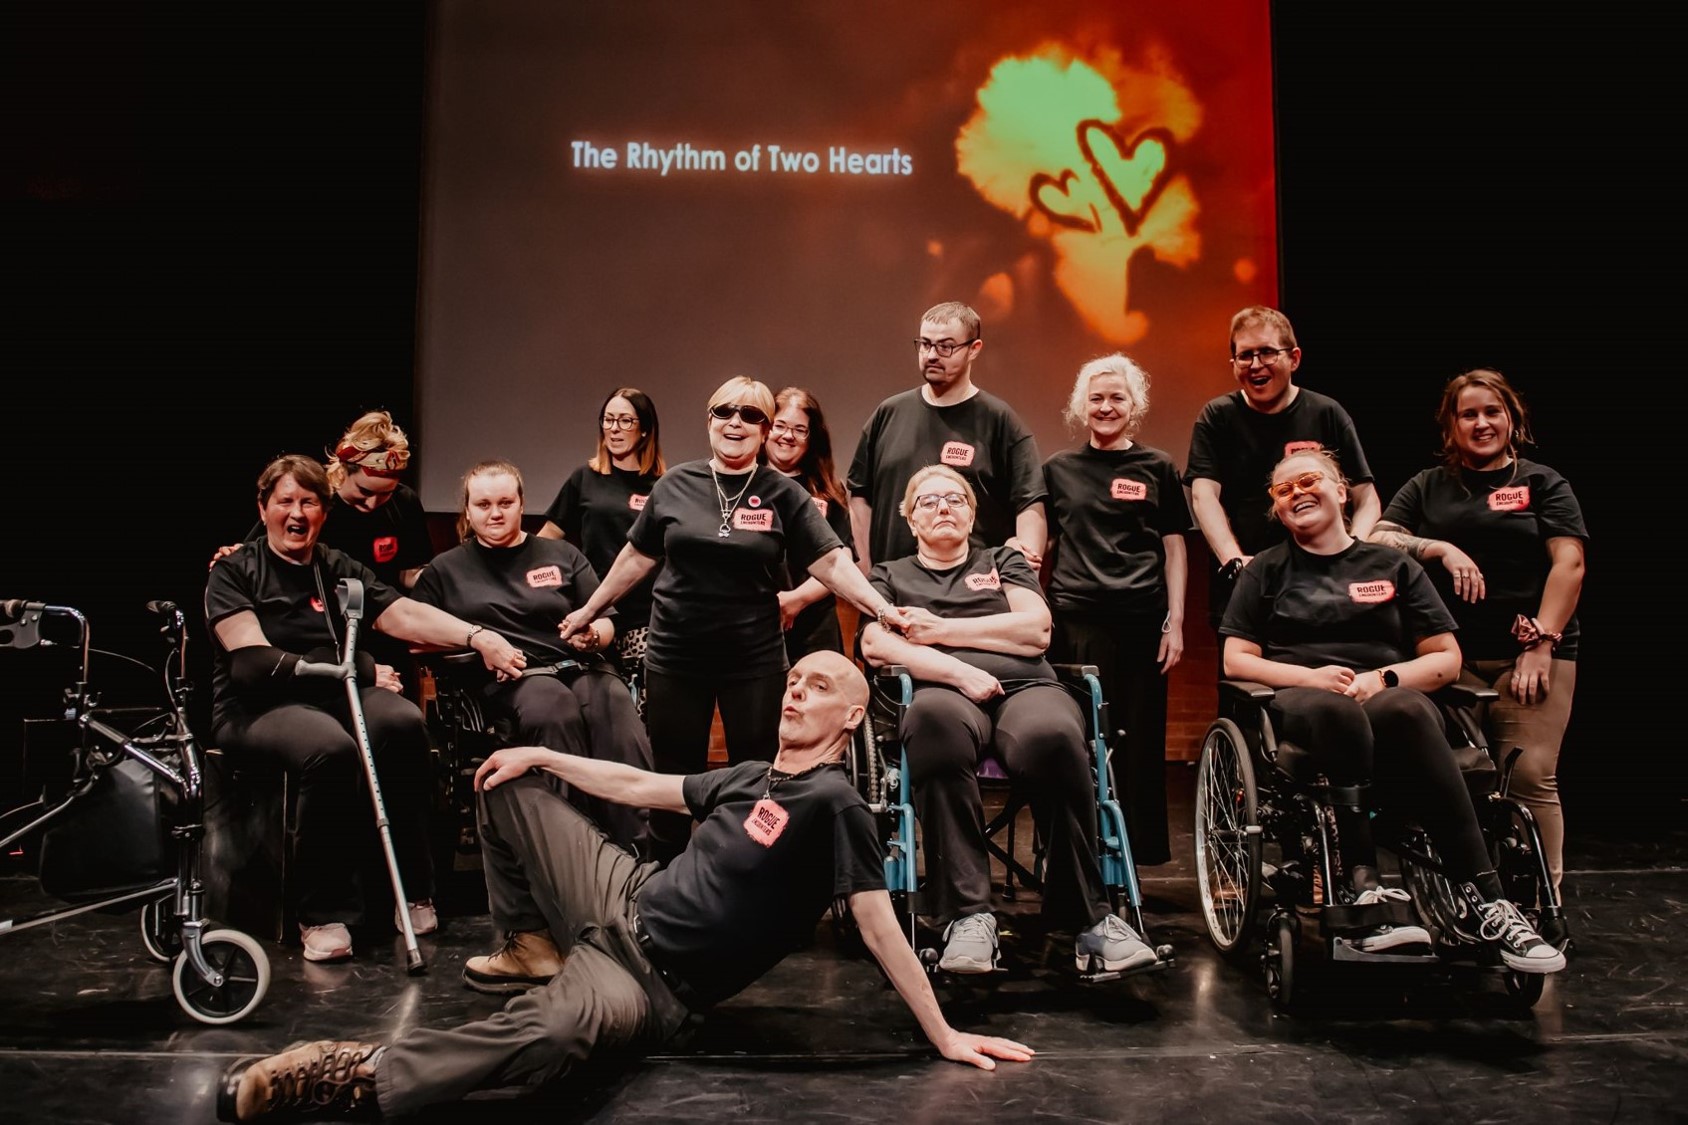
xmin=218 ymin=650 xmax=1033 ymax=1121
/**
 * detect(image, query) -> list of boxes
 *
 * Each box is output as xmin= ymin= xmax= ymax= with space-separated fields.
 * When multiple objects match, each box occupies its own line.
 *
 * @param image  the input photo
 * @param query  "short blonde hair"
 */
xmin=1062 ymin=352 xmax=1150 ymax=436
xmin=705 ymin=377 xmax=776 ymax=428
xmin=327 ymin=410 xmax=410 ymax=489
xmin=898 ymin=464 xmax=977 ymax=520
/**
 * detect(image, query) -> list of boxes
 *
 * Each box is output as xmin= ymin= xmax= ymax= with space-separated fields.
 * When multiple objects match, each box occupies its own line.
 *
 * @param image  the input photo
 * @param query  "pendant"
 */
xmin=718 ymin=522 xmax=731 ymax=538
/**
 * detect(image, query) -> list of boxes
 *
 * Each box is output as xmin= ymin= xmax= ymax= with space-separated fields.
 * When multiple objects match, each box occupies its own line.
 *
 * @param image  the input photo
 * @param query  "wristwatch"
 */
xmin=1379 ymin=668 xmax=1399 ymax=689
xmin=465 ymin=624 xmax=485 ymax=647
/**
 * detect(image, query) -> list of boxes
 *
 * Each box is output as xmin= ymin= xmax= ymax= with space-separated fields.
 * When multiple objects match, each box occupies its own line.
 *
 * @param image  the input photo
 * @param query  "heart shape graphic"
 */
xmin=1077 ymin=121 xmax=1174 ymax=236
xmin=1029 ymin=168 xmax=1100 ymax=233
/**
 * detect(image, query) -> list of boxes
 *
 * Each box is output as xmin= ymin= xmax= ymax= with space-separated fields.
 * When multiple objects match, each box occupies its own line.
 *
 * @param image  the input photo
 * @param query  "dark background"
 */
xmin=2 ymin=3 xmax=1674 ymax=832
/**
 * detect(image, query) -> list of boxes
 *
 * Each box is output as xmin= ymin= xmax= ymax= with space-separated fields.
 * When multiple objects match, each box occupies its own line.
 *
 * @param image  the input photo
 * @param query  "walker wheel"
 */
xmin=173 ymin=929 xmax=270 ymax=1025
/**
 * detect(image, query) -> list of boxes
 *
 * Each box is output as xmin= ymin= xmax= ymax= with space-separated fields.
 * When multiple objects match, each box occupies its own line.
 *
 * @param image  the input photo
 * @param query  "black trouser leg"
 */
xmin=901 ymin=687 xmax=991 ymax=923
xmin=1269 ymin=687 xmax=1378 ymax=884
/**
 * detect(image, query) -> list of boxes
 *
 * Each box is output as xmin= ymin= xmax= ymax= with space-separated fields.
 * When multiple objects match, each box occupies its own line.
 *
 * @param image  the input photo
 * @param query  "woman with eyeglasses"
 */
xmin=858 ymin=464 xmax=1154 ymax=977
xmin=766 ymin=386 xmax=857 ymax=663
xmin=1367 ymin=370 xmax=1586 ymax=929
xmin=560 ymin=376 xmax=907 ymax=862
xmin=537 ymin=388 xmax=666 ymax=694
xmin=1221 ymin=448 xmax=1563 ymax=974
xmin=1041 ymin=353 xmax=1188 ymax=867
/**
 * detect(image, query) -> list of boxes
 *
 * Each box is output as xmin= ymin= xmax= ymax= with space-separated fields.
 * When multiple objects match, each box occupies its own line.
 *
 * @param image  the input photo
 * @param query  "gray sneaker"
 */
xmin=937 ymin=912 xmax=999 ymax=973
xmin=1075 ymin=914 xmax=1157 ymax=972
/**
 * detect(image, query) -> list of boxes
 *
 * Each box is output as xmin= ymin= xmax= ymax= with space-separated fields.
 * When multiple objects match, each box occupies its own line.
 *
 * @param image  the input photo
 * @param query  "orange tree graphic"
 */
xmin=957 ymin=44 xmax=1202 ymax=344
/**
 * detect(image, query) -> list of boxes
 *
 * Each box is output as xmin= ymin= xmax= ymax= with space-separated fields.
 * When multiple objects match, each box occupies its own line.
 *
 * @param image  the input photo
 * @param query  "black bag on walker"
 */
xmin=37 ymin=757 xmax=174 ymax=902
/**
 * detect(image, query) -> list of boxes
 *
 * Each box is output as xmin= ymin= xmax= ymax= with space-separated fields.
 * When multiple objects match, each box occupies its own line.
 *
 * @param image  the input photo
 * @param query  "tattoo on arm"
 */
xmin=1370 ymin=523 xmax=1435 ymax=561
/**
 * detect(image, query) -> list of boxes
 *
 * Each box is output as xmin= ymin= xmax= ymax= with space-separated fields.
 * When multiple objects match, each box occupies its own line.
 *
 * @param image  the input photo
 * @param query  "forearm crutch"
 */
xmin=333 ymin=577 xmax=426 ymax=975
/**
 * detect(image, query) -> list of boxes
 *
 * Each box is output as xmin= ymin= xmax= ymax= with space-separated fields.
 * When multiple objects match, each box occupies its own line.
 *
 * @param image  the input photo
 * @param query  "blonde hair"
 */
xmin=1062 ymin=352 xmax=1150 ymax=436
xmin=706 ymin=376 xmax=776 ymax=422
xmin=898 ymin=464 xmax=977 ymax=520
xmin=326 ymin=410 xmax=410 ymax=489
xmin=455 ymin=459 xmax=525 ymax=543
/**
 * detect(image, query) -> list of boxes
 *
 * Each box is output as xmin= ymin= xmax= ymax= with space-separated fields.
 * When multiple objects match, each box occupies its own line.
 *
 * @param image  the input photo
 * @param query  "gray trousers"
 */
xmin=376 ymin=776 xmax=692 ymax=1115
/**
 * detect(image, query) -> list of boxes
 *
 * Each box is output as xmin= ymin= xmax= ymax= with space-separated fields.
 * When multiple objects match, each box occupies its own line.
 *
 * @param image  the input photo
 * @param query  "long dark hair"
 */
xmin=774 ymin=386 xmax=848 ymax=509
xmin=589 ymin=387 xmax=665 ymax=476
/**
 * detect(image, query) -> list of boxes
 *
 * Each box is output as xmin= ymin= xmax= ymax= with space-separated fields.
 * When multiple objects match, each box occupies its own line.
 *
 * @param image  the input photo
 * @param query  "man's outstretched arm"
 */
xmin=848 ymin=889 xmax=1034 ymax=1070
xmin=475 ymin=746 xmax=689 ymax=814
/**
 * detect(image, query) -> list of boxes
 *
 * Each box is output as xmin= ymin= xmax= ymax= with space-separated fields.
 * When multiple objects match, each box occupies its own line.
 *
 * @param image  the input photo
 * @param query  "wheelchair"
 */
xmin=1193 ymin=678 xmax=1566 ymax=1011
xmin=853 ymin=662 xmax=1174 ymax=984
xmin=0 ymin=598 xmax=271 ymax=1024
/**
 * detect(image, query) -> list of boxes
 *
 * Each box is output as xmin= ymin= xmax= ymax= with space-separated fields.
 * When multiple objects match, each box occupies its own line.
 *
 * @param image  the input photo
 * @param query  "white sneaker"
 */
xmin=937 ymin=913 xmax=999 ymax=973
xmin=299 ymin=922 xmax=354 ymax=963
xmin=1350 ymin=886 xmax=1431 ymax=952
xmin=1479 ymin=898 xmax=1566 ymax=973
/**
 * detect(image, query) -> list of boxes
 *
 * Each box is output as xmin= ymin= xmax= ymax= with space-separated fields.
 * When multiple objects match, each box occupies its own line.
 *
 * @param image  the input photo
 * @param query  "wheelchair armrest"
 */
xmin=871 ymin=666 xmax=913 ymax=706
xmin=1435 ymin=682 xmax=1500 ymax=707
xmin=1218 ymin=679 xmax=1277 ymax=706
xmin=1049 ymin=663 xmax=1100 ymax=685
xmin=409 ymin=645 xmax=482 ymax=669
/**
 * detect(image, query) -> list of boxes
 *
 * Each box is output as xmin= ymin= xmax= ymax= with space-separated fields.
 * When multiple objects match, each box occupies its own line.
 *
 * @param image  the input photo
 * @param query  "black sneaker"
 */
xmin=1478 ymin=898 xmax=1566 ymax=973
xmin=1349 ymin=887 xmax=1431 ymax=952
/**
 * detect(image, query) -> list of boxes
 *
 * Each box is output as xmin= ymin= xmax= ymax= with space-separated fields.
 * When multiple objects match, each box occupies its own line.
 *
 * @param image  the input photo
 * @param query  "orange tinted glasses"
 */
xmin=1268 ymin=471 xmax=1326 ymax=500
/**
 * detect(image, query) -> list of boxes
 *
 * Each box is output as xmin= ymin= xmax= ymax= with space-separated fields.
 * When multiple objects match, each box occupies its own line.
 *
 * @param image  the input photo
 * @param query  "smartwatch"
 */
xmin=1379 ymin=668 xmax=1399 ymax=689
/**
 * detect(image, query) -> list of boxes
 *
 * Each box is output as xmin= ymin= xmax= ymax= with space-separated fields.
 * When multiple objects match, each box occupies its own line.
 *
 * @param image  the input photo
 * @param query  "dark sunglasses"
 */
xmin=709 ymin=403 xmax=769 ymax=426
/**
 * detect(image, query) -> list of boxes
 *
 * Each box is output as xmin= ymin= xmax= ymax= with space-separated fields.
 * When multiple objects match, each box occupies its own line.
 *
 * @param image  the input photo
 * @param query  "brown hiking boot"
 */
xmin=217 ymin=1039 xmax=381 ymax=1121
xmin=462 ymin=929 xmax=564 ymax=994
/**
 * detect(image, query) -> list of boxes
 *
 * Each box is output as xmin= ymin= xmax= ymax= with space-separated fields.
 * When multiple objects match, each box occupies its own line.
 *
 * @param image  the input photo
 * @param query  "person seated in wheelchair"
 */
xmin=858 ymin=465 xmax=1153 ymax=976
xmin=1219 ymin=449 xmax=1563 ymax=974
xmin=408 ymin=459 xmax=653 ymax=855
xmin=206 ymin=455 xmax=527 ymax=963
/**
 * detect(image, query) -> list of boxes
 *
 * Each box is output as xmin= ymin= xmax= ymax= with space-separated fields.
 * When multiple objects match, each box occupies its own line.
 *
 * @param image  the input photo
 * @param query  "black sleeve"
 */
xmin=627 ymin=476 xmax=671 ymax=558
xmin=833 ymin=802 xmax=887 ymax=896
xmin=782 ymin=477 xmax=845 ymax=574
xmin=1380 ymin=471 xmax=1428 ymax=531
xmin=1399 ymin=557 xmax=1459 ymax=640
xmin=1218 ymin=559 xmax=1268 ymax=643
xmin=1183 ymin=402 xmax=1223 ymax=484
xmin=995 ymin=546 xmax=1044 ymax=595
xmin=204 ymin=555 xmax=257 ymax=629
xmin=845 ymin=409 xmax=881 ymax=500
xmin=1331 ymin=406 xmax=1375 ymax=484
xmin=825 ymin=496 xmax=856 ymax=560
xmin=1005 ymin=422 xmax=1047 ymax=511
xmin=683 ymin=760 xmax=764 ymax=820
xmin=544 ymin=468 xmax=587 ymax=540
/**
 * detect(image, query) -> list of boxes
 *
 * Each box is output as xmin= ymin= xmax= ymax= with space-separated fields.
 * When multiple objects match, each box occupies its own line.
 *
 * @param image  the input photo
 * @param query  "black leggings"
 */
xmin=642 ymin=666 xmax=786 ymax=863
xmin=481 ymin=669 xmax=653 ymax=851
xmin=901 ymin=682 xmax=1107 ymax=929
xmin=1268 ymin=686 xmax=1494 ymax=891
xmin=215 ymin=689 xmax=434 ymax=926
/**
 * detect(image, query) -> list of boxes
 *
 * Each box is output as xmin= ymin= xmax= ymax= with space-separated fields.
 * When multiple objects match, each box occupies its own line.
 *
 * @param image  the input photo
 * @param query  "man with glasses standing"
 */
xmin=1185 ymin=305 xmax=1381 ymax=632
xmin=848 ymin=301 xmax=1048 ymax=572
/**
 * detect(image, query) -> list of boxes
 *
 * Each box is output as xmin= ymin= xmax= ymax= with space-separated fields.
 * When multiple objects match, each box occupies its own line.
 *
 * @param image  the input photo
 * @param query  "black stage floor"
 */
xmin=2 ymin=764 xmax=1684 ymax=1124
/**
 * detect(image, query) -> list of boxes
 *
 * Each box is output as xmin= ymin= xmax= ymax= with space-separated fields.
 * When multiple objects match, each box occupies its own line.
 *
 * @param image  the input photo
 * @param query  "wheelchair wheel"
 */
xmin=1502 ymin=966 xmax=1545 ymax=1010
xmin=139 ymin=892 xmax=182 ymax=964
xmin=1265 ymin=911 xmax=1296 ymax=1009
xmin=172 ymin=928 xmax=270 ymax=1025
xmin=1195 ymin=718 xmax=1262 ymax=959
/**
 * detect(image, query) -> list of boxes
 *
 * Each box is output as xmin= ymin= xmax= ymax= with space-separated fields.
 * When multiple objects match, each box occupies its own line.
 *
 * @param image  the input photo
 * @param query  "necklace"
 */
xmin=710 ymin=464 xmax=755 ymax=538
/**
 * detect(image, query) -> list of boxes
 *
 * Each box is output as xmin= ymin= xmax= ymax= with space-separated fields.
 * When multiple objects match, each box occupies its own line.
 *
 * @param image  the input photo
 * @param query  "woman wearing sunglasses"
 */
xmin=858 ymin=464 xmax=1155 ymax=977
xmin=560 ymin=376 xmax=906 ymax=863
xmin=537 ymin=387 xmax=666 ymax=698
xmin=1220 ymin=449 xmax=1563 ymax=973
xmin=766 ymin=386 xmax=857 ymax=663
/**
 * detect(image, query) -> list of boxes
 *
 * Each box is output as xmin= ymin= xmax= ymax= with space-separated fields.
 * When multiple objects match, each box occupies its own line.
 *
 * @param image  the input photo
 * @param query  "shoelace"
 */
xmin=267 ymin=1043 xmax=377 ymax=1113
xmin=1095 ymin=914 xmax=1140 ymax=941
xmin=948 ymin=914 xmax=994 ymax=941
xmin=1353 ymin=886 xmax=1412 ymax=906
xmin=1478 ymin=898 xmax=1537 ymax=947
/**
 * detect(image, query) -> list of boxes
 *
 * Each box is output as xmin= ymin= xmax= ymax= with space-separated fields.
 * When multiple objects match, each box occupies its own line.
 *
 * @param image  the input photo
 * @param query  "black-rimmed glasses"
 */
xmin=915 ymin=337 xmax=977 ymax=358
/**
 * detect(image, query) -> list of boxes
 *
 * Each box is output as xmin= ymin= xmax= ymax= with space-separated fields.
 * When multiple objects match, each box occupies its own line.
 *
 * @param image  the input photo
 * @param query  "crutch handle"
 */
xmin=336 ymin=578 xmax=366 ymax=622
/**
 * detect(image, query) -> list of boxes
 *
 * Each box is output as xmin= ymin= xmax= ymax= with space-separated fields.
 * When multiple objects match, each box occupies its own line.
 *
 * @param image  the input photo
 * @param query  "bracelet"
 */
xmin=1510 ymin=614 xmax=1562 ymax=652
xmin=874 ymin=605 xmax=895 ymax=629
xmin=465 ymin=624 xmax=485 ymax=647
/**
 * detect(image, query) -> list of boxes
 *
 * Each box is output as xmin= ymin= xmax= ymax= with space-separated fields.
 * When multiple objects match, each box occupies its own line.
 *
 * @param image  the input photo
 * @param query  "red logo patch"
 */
xmin=1348 ymin=580 xmax=1397 ymax=604
xmin=964 ymin=567 xmax=1002 ymax=591
xmin=310 ymin=597 xmax=325 ymax=613
xmin=372 ymin=535 xmax=398 ymax=564
xmin=748 ymin=495 xmax=762 ymax=508
xmin=1487 ymin=485 xmax=1531 ymax=512
xmin=743 ymin=798 xmax=789 ymax=846
xmin=1110 ymin=478 xmax=1147 ymax=501
xmin=628 ymin=493 xmax=647 ymax=511
xmin=940 ymin=441 xmax=976 ymax=467
xmin=527 ymin=565 xmax=563 ymax=588
xmin=1284 ymin=440 xmax=1324 ymax=456
xmin=734 ymin=509 xmax=774 ymax=531
xmin=812 ymin=497 xmax=828 ymax=517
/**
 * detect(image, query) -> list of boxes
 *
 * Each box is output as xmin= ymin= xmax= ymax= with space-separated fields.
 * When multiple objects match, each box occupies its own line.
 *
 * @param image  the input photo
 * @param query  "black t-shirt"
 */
xmin=543 ymin=464 xmax=661 ymax=632
xmin=204 ymin=542 xmax=404 ymax=729
xmin=635 ymin=759 xmax=885 ymax=1009
xmin=409 ymin=535 xmax=602 ymax=665
xmin=1043 ymin=442 xmax=1190 ymax=618
xmin=781 ymin=485 xmax=856 ymax=646
xmin=868 ymin=546 xmax=1055 ymax=684
xmin=1220 ymin=539 xmax=1458 ymax=672
xmin=846 ymin=388 xmax=1046 ymax=564
xmin=1381 ymin=459 xmax=1588 ymax=661
xmin=1184 ymin=389 xmax=1374 ymax=557
xmin=629 ymin=461 xmax=843 ymax=678
xmin=244 ymin=483 xmax=433 ymax=590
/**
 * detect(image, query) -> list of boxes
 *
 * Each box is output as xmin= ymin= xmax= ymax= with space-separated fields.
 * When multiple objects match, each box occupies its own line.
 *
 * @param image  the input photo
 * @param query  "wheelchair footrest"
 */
xmin=1078 ymin=948 xmax=1174 ymax=986
xmin=1330 ymin=937 xmax=1439 ymax=964
xmin=1320 ymin=898 xmax=1420 ymax=934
